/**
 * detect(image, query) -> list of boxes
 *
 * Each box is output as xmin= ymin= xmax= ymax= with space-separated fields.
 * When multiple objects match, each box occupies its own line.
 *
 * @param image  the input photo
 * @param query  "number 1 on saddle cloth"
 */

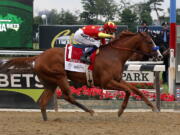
xmin=80 ymin=46 xmax=97 ymax=64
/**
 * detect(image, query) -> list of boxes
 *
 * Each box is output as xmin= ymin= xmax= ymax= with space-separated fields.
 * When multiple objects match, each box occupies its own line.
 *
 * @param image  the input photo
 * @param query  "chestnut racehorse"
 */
xmin=0 ymin=31 xmax=162 ymax=121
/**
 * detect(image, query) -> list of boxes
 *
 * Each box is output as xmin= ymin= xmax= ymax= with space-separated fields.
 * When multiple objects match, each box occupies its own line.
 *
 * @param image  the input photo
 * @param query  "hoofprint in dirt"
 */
xmin=0 ymin=112 xmax=179 ymax=135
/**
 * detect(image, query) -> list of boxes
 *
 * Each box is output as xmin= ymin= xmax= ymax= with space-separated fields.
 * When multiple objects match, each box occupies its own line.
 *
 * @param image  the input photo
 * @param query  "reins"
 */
xmin=109 ymin=44 xmax=152 ymax=57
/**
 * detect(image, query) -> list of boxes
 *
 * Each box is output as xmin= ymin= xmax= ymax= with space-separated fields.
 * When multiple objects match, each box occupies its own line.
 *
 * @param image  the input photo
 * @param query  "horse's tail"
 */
xmin=0 ymin=56 xmax=38 ymax=73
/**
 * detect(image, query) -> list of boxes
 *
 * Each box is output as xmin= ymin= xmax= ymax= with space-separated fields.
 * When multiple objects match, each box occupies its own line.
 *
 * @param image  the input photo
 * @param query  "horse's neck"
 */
xmin=120 ymin=34 xmax=140 ymax=48
xmin=102 ymin=35 xmax=140 ymax=63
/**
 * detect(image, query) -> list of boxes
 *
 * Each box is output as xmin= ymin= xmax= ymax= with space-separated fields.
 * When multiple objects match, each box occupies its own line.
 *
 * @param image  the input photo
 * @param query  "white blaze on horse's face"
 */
xmin=151 ymin=39 xmax=163 ymax=60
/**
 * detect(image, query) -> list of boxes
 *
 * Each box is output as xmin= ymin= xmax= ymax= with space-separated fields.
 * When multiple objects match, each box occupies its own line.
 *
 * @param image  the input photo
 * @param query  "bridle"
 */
xmin=108 ymin=33 xmax=162 ymax=58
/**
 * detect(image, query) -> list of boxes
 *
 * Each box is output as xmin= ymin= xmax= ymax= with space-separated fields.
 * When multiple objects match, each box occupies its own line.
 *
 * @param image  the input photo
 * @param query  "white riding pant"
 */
xmin=73 ymin=29 xmax=100 ymax=47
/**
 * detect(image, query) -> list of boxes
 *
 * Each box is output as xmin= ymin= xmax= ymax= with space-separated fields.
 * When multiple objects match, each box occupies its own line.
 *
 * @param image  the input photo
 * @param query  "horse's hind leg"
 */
xmin=105 ymin=80 xmax=131 ymax=117
xmin=58 ymin=78 xmax=94 ymax=116
xmin=39 ymin=89 xmax=55 ymax=121
xmin=118 ymin=91 xmax=130 ymax=117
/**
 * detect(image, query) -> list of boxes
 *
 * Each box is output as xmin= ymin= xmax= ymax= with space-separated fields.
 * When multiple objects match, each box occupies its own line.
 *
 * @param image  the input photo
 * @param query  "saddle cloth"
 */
xmin=65 ymin=44 xmax=96 ymax=72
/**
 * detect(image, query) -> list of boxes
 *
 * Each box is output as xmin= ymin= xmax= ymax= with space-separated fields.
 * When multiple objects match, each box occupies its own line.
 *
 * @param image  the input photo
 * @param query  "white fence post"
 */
xmin=168 ymin=49 xmax=176 ymax=94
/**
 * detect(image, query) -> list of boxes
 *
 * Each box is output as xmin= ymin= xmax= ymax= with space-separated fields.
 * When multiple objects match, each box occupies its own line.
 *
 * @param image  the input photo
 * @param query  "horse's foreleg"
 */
xmin=39 ymin=89 xmax=54 ymax=121
xmin=122 ymin=80 xmax=159 ymax=112
xmin=58 ymin=78 xmax=94 ymax=116
xmin=105 ymin=80 xmax=132 ymax=117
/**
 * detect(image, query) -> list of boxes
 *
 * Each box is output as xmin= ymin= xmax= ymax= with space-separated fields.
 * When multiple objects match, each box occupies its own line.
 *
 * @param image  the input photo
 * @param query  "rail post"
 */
xmin=168 ymin=49 xmax=176 ymax=95
xmin=154 ymin=71 xmax=161 ymax=111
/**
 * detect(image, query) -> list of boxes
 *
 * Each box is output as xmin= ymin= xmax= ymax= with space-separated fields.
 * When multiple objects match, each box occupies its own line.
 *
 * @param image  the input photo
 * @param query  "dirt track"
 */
xmin=0 ymin=111 xmax=180 ymax=135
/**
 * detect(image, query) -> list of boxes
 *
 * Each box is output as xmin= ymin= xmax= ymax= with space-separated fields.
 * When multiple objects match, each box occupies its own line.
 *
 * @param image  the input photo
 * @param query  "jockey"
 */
xmin=73 ymin=21 xmax=117 ymax=64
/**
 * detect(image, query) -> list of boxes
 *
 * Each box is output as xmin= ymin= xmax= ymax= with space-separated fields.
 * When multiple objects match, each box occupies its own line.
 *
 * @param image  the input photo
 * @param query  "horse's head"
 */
xmin=137 ymin=32 xmax=163 ymax=61
xmin=106 ymin=31 xmax=163 ymax=61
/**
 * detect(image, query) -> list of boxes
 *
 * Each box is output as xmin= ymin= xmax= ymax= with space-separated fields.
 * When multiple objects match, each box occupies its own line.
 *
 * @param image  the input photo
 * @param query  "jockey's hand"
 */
xmin=111 ymin=34 xmax=116 ymax=39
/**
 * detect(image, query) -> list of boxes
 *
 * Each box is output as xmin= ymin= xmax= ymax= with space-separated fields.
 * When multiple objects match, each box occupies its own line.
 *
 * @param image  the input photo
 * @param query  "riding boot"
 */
xmin=80 ymin=46 xmax=97 ymax=64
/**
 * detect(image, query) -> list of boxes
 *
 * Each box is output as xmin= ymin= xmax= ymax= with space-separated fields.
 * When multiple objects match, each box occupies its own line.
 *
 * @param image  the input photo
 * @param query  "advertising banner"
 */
xmin=0 ymin=72 xmax=43 ymax=101
xmin=0 ymin=70 xmax=54 ymax=109
xmin=0 ymin=0 xmax=33 ymax=48
xmin=39 ymin=25 xmax=128 ymax=49
xmin=123 ymin=71 xmax=154 ymax=83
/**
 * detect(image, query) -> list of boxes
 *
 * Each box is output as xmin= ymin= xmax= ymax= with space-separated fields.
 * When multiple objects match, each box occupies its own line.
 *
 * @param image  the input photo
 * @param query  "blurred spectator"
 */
xmin=159 ymin=22 xmax=170 ymax=52
xmin=138 ymin=21 xmax=149 ymax=32
xmin=159 ymin=22 xmax=170 ymax=83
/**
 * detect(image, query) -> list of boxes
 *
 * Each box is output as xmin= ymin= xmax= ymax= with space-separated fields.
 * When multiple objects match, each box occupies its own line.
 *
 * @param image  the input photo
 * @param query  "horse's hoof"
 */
xmin=43 ymin=117 xmax=48 ymax=121
xmin=42 ymin=115 xmax=48 ymax=121
xmin=89 ymin=110 xmax=95 ymax=116
xmin=118 ymin=111 xmax=123 ymax=117
xmin=152 ymin=108 xmax=160 ymax=112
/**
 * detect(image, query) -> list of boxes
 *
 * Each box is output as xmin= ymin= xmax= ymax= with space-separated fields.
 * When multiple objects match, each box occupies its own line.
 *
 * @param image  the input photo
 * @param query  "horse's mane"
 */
xmin=118 ymin=30 xmax=136 ymax=39
xmin=100 ymin=30 xmax=136 ymax=49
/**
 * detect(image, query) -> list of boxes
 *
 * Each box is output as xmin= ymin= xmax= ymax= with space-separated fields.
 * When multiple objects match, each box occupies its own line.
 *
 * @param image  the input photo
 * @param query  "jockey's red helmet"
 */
xmin=103 ymin=21 xmax=117 ymax=33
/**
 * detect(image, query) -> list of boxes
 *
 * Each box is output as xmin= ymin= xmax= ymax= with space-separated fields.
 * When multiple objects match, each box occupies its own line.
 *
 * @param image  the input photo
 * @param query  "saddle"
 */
xmin=65 ymin=44 xmax=97 ymax=72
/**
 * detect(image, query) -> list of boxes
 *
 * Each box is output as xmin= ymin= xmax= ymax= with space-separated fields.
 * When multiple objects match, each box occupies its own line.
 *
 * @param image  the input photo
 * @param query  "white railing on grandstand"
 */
xmin=126 ymin=61 xmax=163 ymax=65
xmin=125 ymin=64 xmax=165 ymax=71
xmin=0 ymin=50 xmax=43 ymax=56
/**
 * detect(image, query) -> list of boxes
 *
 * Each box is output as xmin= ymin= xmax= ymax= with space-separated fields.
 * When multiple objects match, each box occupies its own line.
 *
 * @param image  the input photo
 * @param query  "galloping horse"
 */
xmin=0 ymin=31 xmax=162 ymax=121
